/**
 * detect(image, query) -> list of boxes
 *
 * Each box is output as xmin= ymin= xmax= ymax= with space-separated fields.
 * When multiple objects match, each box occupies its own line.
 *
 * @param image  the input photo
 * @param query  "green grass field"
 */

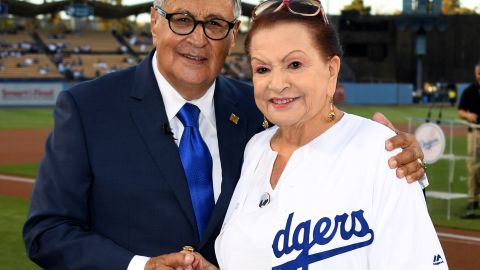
xmin=0 ymin=105 xmax=460 ymax=130
xmin=0 ymin=164 xmax=39 ymax=178
xmin=0 ymin=108 xmax=53 ymax=130
xmin=0 ymin=196 xmax=40 ymax=270
xmin=339 ymin=104 xmax=459 ymax=123
xmin=0 ymin=105 xmax=478 ymax=269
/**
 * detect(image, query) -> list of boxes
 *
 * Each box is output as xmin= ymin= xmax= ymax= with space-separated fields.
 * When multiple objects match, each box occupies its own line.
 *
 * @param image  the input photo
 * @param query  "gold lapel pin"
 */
xmin=229 ymin=113 xmax=240 ymax=125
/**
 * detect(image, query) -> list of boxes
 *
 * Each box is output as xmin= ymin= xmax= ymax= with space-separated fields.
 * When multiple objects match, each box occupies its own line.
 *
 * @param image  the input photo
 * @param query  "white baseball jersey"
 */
xmin=215 ymin=113 xmax=447 ymax=270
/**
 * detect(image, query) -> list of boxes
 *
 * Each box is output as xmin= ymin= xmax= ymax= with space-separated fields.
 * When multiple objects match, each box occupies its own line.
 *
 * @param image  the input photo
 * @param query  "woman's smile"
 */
xmin=270 ymin=97 xmax=298 ymax=109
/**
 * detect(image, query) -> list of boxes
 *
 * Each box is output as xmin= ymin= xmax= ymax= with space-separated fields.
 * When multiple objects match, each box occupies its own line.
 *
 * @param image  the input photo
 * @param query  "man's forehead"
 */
xmin=163 ymin=0 xmax=234 ymax=19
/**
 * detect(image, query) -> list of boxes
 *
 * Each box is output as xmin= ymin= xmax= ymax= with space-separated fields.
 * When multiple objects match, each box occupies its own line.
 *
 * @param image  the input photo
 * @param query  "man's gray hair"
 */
xmin=153 ymin=0 xmax=242 ymax=19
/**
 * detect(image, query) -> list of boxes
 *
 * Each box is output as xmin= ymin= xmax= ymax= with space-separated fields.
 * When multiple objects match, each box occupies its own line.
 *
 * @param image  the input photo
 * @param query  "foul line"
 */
xmin=437 ymin=232 xmax=480 ymax=243
xmin=0 ymin=174 xmax=35 ymax=184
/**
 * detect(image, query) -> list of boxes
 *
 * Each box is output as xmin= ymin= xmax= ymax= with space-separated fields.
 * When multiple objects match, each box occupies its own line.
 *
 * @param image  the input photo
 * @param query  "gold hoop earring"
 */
xmin=327 ymin=100 xmax=336 ymax=122
xmin=262 ymin=116 xmax=269 ymax=129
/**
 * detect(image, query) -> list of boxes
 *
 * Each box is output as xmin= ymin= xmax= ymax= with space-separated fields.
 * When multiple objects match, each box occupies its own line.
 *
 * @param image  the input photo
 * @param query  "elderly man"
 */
xmin=23 ymin=0 xmax=425 ymax=269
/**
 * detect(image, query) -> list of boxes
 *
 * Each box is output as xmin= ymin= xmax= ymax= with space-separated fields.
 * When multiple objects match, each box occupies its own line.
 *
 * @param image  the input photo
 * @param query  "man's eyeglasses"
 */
xmin=252 ymin=0 xmax=329 ymax=24
xmin=154 ymin=6 xmax=237 ymax=41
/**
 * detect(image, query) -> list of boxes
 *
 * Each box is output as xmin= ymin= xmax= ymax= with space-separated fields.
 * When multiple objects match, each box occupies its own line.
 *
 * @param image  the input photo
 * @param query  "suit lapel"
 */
xmin=128 ymin=56 xmax=250 ymax=246
xmin=128 ymin=52 xmax=197 ymax=233
xmin=200 ymin=76 xmax=248 ymax=247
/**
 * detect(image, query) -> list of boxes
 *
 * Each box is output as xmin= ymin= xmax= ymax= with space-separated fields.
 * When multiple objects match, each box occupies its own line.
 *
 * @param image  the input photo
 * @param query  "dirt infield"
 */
xmin=437 ymin=227 xmax=480 ymax=270
xmin=0 ymin=176 xmax=33 ymax=198
xmin=0 ymin=129 xmax=50 ymax=165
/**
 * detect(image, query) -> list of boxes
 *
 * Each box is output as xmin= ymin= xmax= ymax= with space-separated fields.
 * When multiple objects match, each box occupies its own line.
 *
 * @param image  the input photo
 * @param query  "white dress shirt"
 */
xmin=128 ymin=52 xmax=222 ymax=270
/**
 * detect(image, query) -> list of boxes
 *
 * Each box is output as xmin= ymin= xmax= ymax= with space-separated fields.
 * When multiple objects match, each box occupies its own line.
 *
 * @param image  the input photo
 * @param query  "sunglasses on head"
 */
xmin=252 ymin=0 xmax=329 ymax=24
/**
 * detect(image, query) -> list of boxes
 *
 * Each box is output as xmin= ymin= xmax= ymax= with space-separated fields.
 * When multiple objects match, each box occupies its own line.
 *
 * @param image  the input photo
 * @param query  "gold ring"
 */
xmin=182 ymin=246 xmax=195 ymax=253
xmin=417 ymin=158 xmax=427 ymax=172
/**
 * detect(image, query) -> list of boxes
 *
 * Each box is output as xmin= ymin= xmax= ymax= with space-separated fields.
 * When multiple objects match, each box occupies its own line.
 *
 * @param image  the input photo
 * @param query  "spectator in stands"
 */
xmin=20 ymin=42 xmax=32 ymax=51
xmin=458 ymin=61 xmax=480 ymax=215
xmin=95 ymin=59 xmax=108 ymax=69
xmin=57 ymin=62 xmax=66 ymax=74
xmin=119 ymin=45 xmax=128 ymax=53
xmin=64 ymin=67 xmax=74 ymax=80
xmin=48 ymin=43 xmax=57 ymax=52
xmin=72 ymin=57 xmax=83 ymax=66
xmin=53 ymin=53 xmax=62 ymax=65
xmin=24 ymin=58 xmax=33 ymax=66
xmin=73 ymin=69 xmax=85 ymax=80
xmin=38 ymin=66 xmax=48 ymax=75
xmin=23 ymin=1 xmax=426 ymax=269
xmin=81 ymin=45 xmax=91 ymax=53
xmin=129 ymin=35 xmax=137 ymax=45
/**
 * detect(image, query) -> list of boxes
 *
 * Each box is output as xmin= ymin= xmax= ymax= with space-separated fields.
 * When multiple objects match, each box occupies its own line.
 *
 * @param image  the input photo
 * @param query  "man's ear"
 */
xmin=228 ymin=21 xmax=241 ymax=55
xmin=150 ymin=7 xmax=157 ymax=45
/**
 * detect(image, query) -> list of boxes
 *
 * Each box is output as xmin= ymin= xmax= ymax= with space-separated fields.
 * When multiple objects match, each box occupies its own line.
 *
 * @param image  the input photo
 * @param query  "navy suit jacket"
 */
xmin=23 ymin=51 xmax=263 ymax=269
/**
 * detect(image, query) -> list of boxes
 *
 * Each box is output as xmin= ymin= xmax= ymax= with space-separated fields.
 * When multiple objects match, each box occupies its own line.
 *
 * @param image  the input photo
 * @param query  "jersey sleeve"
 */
xmin=368 ymin=148 xmax=448 ymax=270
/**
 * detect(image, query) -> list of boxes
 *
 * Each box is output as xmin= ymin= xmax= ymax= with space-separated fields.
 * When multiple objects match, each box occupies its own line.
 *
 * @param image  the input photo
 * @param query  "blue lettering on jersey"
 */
xmin=272 ymin=209 xmax=374 ymax=270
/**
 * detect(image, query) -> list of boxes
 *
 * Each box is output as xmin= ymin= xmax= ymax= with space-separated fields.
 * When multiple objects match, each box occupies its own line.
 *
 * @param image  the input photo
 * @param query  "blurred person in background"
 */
xmin=458 ymin=61 xmax=480 ymax=214
xmin=447 ymin=83 xmax=457 ymax=106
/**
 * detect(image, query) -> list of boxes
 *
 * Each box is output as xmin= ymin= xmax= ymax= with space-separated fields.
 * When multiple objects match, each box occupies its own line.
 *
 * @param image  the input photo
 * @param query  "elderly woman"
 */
xmin=185 ymin=0 xmax=447 ymax=269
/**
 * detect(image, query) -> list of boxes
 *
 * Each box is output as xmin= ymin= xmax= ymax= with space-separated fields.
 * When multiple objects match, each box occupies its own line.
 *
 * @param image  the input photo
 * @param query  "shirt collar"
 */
xmin=151 ymin=51 xmax=216 ymax=126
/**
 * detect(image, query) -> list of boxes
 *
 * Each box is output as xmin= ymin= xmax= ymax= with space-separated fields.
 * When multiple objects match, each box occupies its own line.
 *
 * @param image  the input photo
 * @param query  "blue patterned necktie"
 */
xmin=177 ymin=103 xmax=214 ymax=239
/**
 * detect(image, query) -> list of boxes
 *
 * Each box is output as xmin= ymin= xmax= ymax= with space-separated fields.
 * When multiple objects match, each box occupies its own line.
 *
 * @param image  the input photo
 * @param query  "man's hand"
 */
xmin=188 ymin=252 xmax=219 ymax=270
xmin=373 ymin=112 xmax=425 ymax=183
xmin=466 ymin=112 xmax=478 ymax=123
xmin=145 ymin=252 xmax=195 ymax=270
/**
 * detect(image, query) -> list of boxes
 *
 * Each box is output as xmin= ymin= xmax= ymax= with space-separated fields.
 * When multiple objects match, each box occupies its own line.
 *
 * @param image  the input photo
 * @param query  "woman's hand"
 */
xmin=188 ymin=252 xmax=219 ymax=270
xmin=145 ymin=252 xmax=195 ymax=270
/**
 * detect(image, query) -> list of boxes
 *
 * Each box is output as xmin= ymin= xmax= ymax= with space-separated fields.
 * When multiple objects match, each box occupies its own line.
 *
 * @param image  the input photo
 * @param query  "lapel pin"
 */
xmin=259 ymin=192 xmax=271 ymax=208
xmin=229 ymin=113 xmax=240 ymax=125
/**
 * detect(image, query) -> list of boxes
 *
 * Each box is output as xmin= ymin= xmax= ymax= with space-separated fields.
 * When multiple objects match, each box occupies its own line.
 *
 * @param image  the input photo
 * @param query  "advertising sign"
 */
xmin=0 ymin=82 xmax=63 ymax=106
xmin=66 ymin=4 xmax=93 ymax=18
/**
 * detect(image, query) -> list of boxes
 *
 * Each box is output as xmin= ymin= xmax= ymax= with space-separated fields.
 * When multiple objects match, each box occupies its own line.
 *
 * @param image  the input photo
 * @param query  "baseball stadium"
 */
xmin=0 ymin=0 xmax=479 ymax=269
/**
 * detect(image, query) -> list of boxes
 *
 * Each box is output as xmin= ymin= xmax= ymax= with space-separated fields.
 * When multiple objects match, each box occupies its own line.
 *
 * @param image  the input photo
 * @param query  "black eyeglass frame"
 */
xmin=154 ymin=6 xmax=238 ymax=41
